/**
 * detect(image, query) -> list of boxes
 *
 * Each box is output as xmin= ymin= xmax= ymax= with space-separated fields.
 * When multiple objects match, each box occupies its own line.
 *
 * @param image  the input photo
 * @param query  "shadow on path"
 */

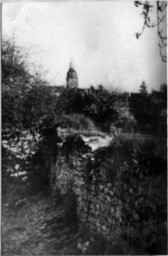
xmin=2 ymin=183 xmax=80 ymax=256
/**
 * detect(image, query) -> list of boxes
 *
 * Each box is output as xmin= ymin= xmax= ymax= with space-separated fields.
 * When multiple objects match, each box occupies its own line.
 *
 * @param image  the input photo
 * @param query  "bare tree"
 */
xmin=135 ymin=1 xmax=167 ymax=62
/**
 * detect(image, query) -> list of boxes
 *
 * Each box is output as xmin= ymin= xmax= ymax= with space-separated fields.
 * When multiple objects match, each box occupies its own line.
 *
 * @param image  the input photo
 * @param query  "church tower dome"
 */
xmin=66 ymin=61 xmax=78 ymax=88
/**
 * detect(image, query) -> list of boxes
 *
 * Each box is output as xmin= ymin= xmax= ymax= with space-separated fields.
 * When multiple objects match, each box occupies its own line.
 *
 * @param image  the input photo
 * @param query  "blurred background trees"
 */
xmin=129 ymin=81 xmax=167 ymax=135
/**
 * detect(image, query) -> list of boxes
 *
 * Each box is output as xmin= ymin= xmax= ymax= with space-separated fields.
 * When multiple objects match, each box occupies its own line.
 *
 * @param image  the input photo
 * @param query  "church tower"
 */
xmin=66 ymin=61 xmax=78 ymax=88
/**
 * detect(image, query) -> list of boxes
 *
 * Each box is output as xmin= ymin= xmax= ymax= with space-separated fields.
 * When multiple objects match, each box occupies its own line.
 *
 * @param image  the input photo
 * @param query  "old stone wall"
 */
xmin=54 ymin=135 xmax=167 ymax=254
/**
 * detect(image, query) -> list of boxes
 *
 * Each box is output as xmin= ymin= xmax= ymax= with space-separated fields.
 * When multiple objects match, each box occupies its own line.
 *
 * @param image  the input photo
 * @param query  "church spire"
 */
xmin=70 ymin=58 xmax=75 ymax=70
xmin=66 ymin=58 xmax=78 ymax=88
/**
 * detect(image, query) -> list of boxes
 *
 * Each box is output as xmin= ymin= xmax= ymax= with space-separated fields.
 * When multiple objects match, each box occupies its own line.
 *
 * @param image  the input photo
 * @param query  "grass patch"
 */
xmin=111 ymin=132 xmax=166 ymax=159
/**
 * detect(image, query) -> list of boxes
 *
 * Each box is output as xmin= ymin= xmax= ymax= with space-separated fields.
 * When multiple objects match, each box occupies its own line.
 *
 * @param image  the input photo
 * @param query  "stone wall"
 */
xmin=54 ymin=134 xmax=167 ymax=254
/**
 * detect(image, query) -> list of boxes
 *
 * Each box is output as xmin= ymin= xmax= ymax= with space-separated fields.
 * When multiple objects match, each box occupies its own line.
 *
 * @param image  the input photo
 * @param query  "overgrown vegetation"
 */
xmin=2 ymin=37 xmax=167 ymax=255
xmin=59 ymin=113 xmax=97 ymax=132
xmin=2 ymin=37 xmax=135 ymax=193
xmin=81 ymin=133 xmax=167 ymax=254
xmin=129 ymin=81 xmax=167 ymax=135
xmin=56 ymin=86 xmax=131 ymax=132
xmin=2 ymin=38 xmax=59 ymax=194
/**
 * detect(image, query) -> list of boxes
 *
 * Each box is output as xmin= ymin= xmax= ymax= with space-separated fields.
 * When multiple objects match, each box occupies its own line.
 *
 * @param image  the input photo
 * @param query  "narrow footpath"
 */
xmin=2 ymin=181 xmax=81 ymax=256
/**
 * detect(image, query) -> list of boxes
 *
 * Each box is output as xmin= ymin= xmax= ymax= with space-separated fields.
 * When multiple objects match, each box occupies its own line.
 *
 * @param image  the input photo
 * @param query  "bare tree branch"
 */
xmin=135 ymin=1 xmax=167 ymax=62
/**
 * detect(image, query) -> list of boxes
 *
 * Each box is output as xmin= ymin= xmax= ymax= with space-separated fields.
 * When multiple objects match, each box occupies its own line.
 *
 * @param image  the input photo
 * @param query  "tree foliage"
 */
xmin=139 ymin=81 xmax=148 ymax=95
xmin=56 ymin=86 xmax=129 ymax=132
xmin=2 ymin=38 xmax=57 ymax=135
xmin=129 ymin=81 xmax=167 ymax=135
xmin=2 ymin=38 xmax=59 ymax=193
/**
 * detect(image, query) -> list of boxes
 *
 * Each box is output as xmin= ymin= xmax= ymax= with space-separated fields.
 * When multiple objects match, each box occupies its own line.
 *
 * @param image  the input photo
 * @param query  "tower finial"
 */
xmin=70 ymin=58 xmax=74 ymax=69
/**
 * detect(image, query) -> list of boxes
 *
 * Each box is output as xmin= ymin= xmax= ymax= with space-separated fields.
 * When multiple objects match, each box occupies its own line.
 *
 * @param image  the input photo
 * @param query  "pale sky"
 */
xmin=2 ymin=1 xmax=167 ymax=92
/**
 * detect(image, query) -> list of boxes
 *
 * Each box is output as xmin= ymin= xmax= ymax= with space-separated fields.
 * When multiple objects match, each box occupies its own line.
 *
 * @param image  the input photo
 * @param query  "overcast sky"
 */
xmin=3 ymin=1 xmax=167 ymax=92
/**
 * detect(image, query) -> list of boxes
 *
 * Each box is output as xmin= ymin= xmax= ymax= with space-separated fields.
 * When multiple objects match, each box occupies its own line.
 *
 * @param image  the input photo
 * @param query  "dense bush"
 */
xmin=129 ymin=82 xmax=167 ymax=136
xmin=56 ymin=86 xmax=129 ymax=132
xmin=92 ymin=133 xmax=166 ymax=182
xmin=2 ymin=38 xmax=60 ymax=194
xmin=2 ymin=37 xmax=59 ymax=135
xmin=59 ymin=113 xmax=96 ymax=132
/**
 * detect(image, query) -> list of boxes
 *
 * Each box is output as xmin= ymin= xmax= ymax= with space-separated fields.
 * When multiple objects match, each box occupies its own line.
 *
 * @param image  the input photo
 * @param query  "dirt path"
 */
xmin=2 ymin=183 xmax=81 ymax=256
